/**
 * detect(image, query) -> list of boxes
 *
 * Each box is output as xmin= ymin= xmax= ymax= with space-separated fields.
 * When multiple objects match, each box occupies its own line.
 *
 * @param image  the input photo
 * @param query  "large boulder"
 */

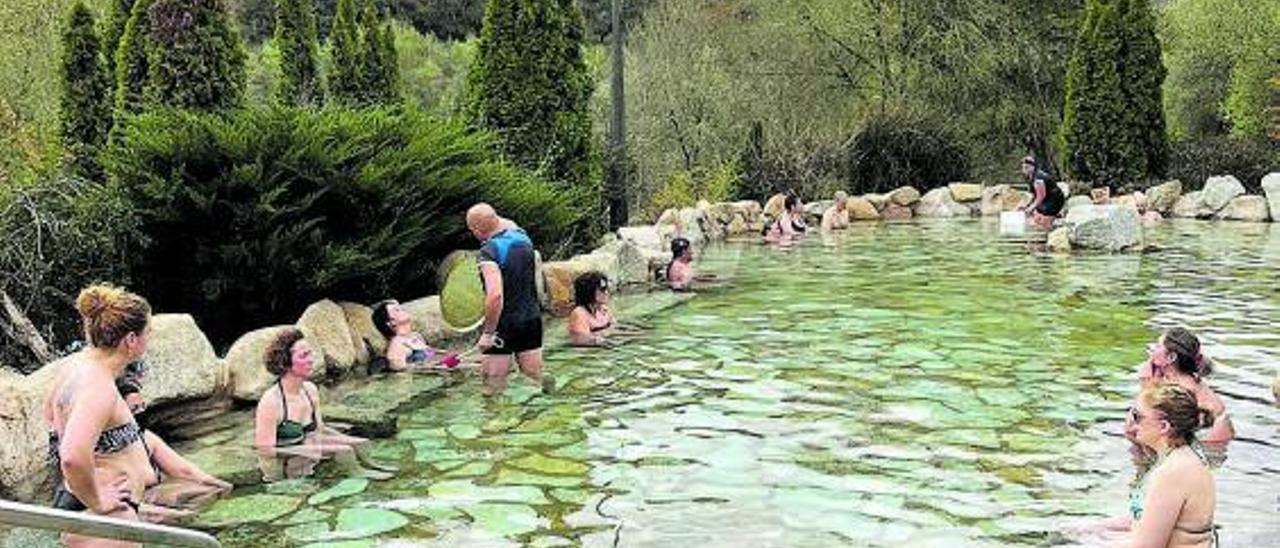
xmin=1172 ymin=191 xmax=1213 ymax=218
xmin=725 ymin=214 xmax=750 ymax=235
xmin=804 ymin=200 xmax=832 ymax=223
xmin=668 ymin=207 xmax=709 ymax=244
xmin=1064 ymin=195 xmax=1093 ymax=214
xmin=847 ymin=197 xmax=880 ymax=221
xmin=339 ymin=301 xmax=383 ymax=364
xmin=296 ymin=300 xmax=357 ymax=375
xmin=1146 ymin=180 xmax=1183 ymax=214
xmin=402 ymin=296 xmax=474 ymax=346
xmin=1216 ymin=195 xmax=1271 ymax=222
xmin=864 ymin=193 xmax=889 ymax=211
xmin=887 ymin=186 xmax=921 ymax=206
xmin=0 ymin=367 xmax=57 ymax=502
xmin=762 ymin=193 xmax=787 ymax=219
xmin=948 ymin=183 xmax=983 ymax=202
xmin=576 ymin=249 xmax=621 ymax=286
xmin=881 ymin=204 xmax=913 ymax=220
xmin=706 ymin=202 xmax=740 ymax=226
xmin=914 ymin=187 xmax=971 ymax=218
xmin=1202 ymin=176 xmax=1246 ymax=212
xmin=542 ymin=259 xmax=594 ymax=315
xmin=980 ymin=185 xmax=1030 ymax=216
xmin=594 ymin=239 xmax=650 ymax=286
xmin=618 ymin=225 xmax=664 ymax=251
xmin=226 ymin=326 xmax=297 ymax=401
xmin=138 ymin=314 xmax=225 ymax=406
xmin=1262 ymin=173 xmax=1280 ymax=222
xmin=1066 ymin=204 xmax=1143 ymax=252
xmin=534 ymin=250 xmax=548 ymax=310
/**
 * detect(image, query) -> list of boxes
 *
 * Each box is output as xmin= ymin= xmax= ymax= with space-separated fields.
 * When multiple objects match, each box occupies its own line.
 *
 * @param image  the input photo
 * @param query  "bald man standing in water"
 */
xmin=466 ymin=204 xmax=554 ymax=395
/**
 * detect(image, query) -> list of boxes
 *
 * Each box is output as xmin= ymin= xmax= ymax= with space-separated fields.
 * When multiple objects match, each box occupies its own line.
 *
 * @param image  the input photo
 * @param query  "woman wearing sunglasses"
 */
xmin=568 ymin=271 xmax=617 ymax=347
xmin=1121 ymin=383 xmax=1218 ymax=548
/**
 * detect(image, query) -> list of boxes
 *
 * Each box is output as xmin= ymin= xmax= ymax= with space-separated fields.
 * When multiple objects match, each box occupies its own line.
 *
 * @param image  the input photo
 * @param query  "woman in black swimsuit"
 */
xmin=568 ymin=271 xmax=617 ymax=346
xmin=41 ymin=284 xmax=153 ymax=547
xmin=253 ymin=328 xmax=368 ymax=481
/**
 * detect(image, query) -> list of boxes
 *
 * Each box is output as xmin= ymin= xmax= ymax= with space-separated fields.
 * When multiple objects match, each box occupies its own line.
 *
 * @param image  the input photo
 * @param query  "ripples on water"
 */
xmin=203 ymin=219 xmax=1279 ymax=547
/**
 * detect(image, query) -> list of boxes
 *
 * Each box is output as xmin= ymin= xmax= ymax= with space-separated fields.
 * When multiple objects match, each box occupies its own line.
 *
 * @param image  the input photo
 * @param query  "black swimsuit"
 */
xmin=275 ymin=380 xmax=318 ymax=447
xmin=48 ymin=421 xmax=151 ymax=513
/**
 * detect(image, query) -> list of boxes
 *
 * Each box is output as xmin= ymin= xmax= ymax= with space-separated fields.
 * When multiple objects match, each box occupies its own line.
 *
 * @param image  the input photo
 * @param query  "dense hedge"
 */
xmin=103 ymin=107 xmax=588 ymax=345
xmin=1167 ymin=137 xmax=1280 ymax=192
xmin=845 ymin=115 xmax=970 ymax=195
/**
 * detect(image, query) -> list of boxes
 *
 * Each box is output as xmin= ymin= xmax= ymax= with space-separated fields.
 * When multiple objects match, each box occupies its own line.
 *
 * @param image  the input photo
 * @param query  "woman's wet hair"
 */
xmin=264 ymin=328 xmax=306 ymax=376
xmin=784 ymin=194 xmax=800 ymax=211
xmin=1141 ymin=383 xmax=1214 ymax=446
xmin=370 ymin=300 xmax=397 ymax=339
xmin=670 ymin=237 xmax=691 ymax=259
xmin=76 ymin=284 xmax=151 ymax=349
xmin=573 ymin=271 xmax=609 ymax=310
xmin=1163 ymin=327 xmax=1213 ymax=377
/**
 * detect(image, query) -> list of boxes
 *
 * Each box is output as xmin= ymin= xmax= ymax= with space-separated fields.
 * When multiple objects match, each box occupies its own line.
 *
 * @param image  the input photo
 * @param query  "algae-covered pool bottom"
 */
xmin=52 ymin=220 xmax=1280 ymax=547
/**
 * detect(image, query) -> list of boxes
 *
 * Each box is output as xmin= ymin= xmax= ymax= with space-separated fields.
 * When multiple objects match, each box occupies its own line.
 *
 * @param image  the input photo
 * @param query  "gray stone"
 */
xmin=887 ymin=186 xmax=921 ymax=206
xmin=1262 ymin=173 xmax=1280 ymax=222
xmin=1216 ymin=195 xmax=1271 ymax=222
xmin=297 ymin=300 xmax=359 ymax=375
xmin=597 ymin=239 xmax=650 ymax=286
xmin=1047 ymin=227 xmax=1072 ymax=253
xmin=762 ymin=193 xmax=787 ymax=218
xmin=140 ymin=314 xmax=225 ymax=406
xmin=864 ymin=193 xmax=889 ymax=211
xmin=1066 ymin=205 xmax=1143 ymax=251
xmin=847 ymin=197 xmax=880 ymax=221
xmin=402 ymin=296 xmax=472 ymax=346
xmin=227 ymin=326 xmax=298 ymax=401
xmin=0 ymin=366 xmax=59 ymax=502
xmin=542 ymin=259 xmax=594 ymax=315
xmin=948 ymin=183 xmax=983 ymax=202
xmin=1146 ymin=180 xmax=1183 ymax=214
xmin=1172 ymin=191 xmax=1213 ymax=219
xmin=881 ymin=204 xmax=913 ymax=220
xmin=1202 ymin=175 xmax=1246 ymax=212
xmin=339 ymin=302 xmax=382 ymax=365
xmin=1064 ymin=195 xmax=1093 ymax=214
xmin=618 ymin=226 xmax=665 ymax=252
xmin=914 ymin=187 xmax=971 ymax=218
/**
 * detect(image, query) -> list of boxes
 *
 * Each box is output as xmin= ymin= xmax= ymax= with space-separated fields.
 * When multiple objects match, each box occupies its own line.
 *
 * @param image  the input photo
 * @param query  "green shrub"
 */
xmin=102 ymin=107 xmax=587 ymax=345
xmin=275 ymin=0 xmax=324 ymax=107
xmin=844 ymin=115 xmax=969 ymax=195
xmin=143 ymin=0 xmax=247 ymax=111
xmin=59 ymin=1 xmax=112 ymax=179
xmin=0 ymin=174 xmax=137 ymax=371
xmin=1167 ymin=137 xmax=1280 ymax=192
xmin=645 ymin=162 xmax=739 ymax=220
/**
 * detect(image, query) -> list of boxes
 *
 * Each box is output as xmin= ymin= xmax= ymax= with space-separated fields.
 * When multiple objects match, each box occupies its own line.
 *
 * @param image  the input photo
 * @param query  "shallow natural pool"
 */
xmin=101 ymin=220 xmax=1280 ymax=546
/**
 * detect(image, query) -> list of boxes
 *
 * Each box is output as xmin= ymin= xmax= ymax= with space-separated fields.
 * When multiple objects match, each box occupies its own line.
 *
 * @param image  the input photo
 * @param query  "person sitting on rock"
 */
xmin=567 ymin=271 xmax=617 ymax=347
xmin=763 ymin=193 xmax=806 ymax=243
xmin=112 ymin=368 xmax=233 ymax=523
xmin=253 ymin=328 xmax=369 ymax=482
xmin=820 ymin=191 xmax=851 ymax=231
xmin=370 ymin=299 xmax=460 ymax=372
xmin=1017 ymin=156 xmax=1065 ymax=229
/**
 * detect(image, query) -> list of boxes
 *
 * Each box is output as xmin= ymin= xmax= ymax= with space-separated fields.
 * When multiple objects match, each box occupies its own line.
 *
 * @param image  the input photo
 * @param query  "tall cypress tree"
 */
xmin=1117 ymin=0 xmax=1168 ymax=180
xmin=102 ymin=0 xmax=135 ymax=82
xmin=329 ymin=0 xmax=363 ymax=105
xmin=1061 ymin=0 xmax=1135 ymax=189
xmin=113 ymin=0 xmax=155 ymax=119
xmin=143 ymin=0 xmax=246 ymax=111
xmin=380 ymin=22 xmax=400 ymax=101
xmin=275 ymin=0 xmax=323 ymax=107
xmin=60 ymin=1 xmax=112 ymax=178
xmin=358 ymin=0 xmax=389 ymax=103
xmin=466 ymin=0 xmax=600 ymax=206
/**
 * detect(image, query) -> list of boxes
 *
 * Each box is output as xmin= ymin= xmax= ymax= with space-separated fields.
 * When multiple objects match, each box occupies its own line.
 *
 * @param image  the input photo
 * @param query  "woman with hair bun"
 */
xmin=1120 ymin=383 xmax=1218 ymax=548
xmin=41 ymin=284 xmax=153 ymax=547
xmin=1138 ymin=327 xmax=1234 ymax=446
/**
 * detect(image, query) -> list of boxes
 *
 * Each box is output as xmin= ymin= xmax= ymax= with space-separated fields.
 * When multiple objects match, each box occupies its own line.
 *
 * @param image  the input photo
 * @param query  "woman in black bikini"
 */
xmin=253 ymin=328 xmax=368 ymax=481
xmin=568 ymin=271 xmax=616 ymax=347
xmin=371 ymin=299 xmax=459 ymax=372
xmin=41 ymin=284 xmax=153 ymax=547
xmin=763 ymin=193 xmax=807 ymax=244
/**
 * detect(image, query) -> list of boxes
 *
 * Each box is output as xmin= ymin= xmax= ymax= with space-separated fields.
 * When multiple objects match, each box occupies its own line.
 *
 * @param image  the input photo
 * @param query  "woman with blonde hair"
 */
xmin=42 ymin=284 xmax=153 ymax=547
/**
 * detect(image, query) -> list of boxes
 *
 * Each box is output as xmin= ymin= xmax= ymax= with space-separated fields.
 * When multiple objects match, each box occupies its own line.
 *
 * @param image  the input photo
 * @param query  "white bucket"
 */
xmin=1000 ymin=211 xmax=1026 ymax=235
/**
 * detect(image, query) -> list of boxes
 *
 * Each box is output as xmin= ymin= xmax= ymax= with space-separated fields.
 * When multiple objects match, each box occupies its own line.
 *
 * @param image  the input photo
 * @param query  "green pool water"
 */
xmin=178 ymin=220 xmax=1280 ymax=546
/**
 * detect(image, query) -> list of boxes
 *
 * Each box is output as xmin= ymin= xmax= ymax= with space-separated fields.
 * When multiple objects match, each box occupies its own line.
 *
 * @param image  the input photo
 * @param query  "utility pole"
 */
xmin=607 ymin=0 xmax=628 ymax=230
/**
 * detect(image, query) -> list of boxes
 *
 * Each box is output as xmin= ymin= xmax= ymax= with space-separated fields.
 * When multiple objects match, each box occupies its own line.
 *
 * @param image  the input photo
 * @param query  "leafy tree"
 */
xmin=102 ymin=0 xmax=135 ymax=80
xmin=142 ymin=0 xmax=247 ymax=111
xmin=328 ymin=0 xmax=363 ymax=104
xmin=59 ymin=1 xmax=112 ymax=178
xmin=466 ymin=0 xmax=600 ymax=214
xmin=113 ymin=0 xmax=155 ymax=118
xmin=275 ymin=0 xmax=323 ymax=107
xmin=358 ymin=0 xmax=397 ymax=104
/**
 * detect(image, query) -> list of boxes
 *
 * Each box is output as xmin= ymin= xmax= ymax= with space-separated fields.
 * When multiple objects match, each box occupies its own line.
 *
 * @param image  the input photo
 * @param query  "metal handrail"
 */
xmin=0 ymin=500 xmax=220 ymax=547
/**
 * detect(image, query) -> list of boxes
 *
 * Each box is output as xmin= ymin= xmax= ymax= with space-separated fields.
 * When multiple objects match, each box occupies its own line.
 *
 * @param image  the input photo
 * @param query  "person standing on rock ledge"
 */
xmin=466 ymin=203 xmax=555 ymax=396
xmin=1017 ymin=156 xmax=1065 ymax=229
